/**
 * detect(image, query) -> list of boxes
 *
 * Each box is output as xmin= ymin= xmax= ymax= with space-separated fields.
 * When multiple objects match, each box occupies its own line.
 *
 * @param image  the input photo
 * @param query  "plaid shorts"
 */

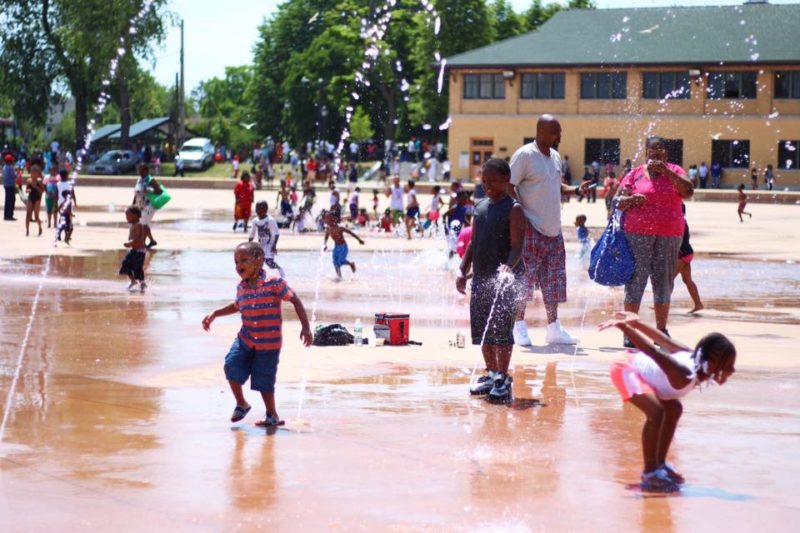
xmin=522 ymin=222 xmax=567 ymax=304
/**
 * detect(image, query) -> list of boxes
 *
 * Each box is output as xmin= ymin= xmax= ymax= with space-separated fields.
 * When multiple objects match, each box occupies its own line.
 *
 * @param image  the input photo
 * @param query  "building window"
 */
xmin=520 ymin=73 xmax=565 ymax=99
xmin=775 ymin=71 xmax=800 ymax=99
xmin=706 ymin=71 xmax=757 ymax=99
xmin=712 ymin=140 xmax=750 ymax=168
xmin=778 ymin=140 xmax=800 ymax=170
xmin=580 ymin=72 xmax=627 ymax=99
xmin=463 ymin=73 xmax=505 ymax=99
xmin=642 ymin=72 xmax=691 ymax=99
xmin=584 ymin=138 xmax=621 ymax=165
xmin=662 ymin=139 xmax=684 ymax=167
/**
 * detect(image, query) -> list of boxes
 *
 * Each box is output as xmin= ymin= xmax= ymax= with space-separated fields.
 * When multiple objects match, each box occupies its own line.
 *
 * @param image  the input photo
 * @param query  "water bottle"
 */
xmin=354 ymin=319 xmax=363 ymax=347
xmin=456 ymin=330 xmax=465 ymax=349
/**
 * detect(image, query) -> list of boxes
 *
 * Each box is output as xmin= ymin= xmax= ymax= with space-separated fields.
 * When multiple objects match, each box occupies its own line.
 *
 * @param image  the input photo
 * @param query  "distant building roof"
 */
xmin=92 ymin=123 xmax=121 ymax=142
xmin=109 ymin=117 xmax=170 ymax=139
xmin=447 ymin=3 xmax=800 ymax=68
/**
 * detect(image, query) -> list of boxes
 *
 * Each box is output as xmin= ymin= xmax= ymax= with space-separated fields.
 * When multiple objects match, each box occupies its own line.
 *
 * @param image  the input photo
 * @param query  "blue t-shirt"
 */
xmin=3 ymin=164 xmax=16 ymax=187
xmin=577 ymin=226 xmax=589 ymax=242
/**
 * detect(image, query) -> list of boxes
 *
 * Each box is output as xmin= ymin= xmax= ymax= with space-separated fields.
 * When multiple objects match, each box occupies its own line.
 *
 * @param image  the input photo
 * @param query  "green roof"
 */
xmin=447 ymin=4 xmax=800 ymax=68
xmin=108 ymin=117 xmax=170 ymax=139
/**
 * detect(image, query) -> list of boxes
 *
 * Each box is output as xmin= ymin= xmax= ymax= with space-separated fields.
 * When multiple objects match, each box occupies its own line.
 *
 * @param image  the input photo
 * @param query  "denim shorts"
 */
xmin=223 ymin=337 xmax=280 ymax=393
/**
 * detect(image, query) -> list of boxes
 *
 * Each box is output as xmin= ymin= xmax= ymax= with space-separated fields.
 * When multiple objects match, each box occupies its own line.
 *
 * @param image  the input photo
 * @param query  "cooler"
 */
xmin=374 ymin=313 xmax=410 ymax=345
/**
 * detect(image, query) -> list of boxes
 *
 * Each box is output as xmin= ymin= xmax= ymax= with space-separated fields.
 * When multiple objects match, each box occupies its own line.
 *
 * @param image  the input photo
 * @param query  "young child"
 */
xmin=323 ymin=211 xmax=364 ymax=278
xmin=575 ymin=214 xmax=591 ymax=270
xmin=379 ymin=208 xmax=393 ymax=233
xmin=349 ymin=186 xmax=360 ymax=221
xmin=404 ymin=180 xmax=419 ymax=240
xmin=675 ymin=204 xmax=703 ymax=314
xmin=277 ymin=180 xmax=292 ymax=218
xmin=55 ymin=189 xmax=74 ymax=246
xmin=372 ymin=189 xmax=379 ymax=218
xmin=248 ymin=200 xmax=285 ymax=278
xmin=233 ymin=172 xmax=254 ymax=232
xmin=737 ymin=184 xmax=752 ymax=222
xmin=355 ymin=208 xmax=368 ymax=227
xmin=427 ymin=184 xmax=442 ymax=233
xmin=120 ymin=206 xmax=147 ymax=292
xmin=456 ymin=158 xmax=526 ymax=404
xmin=202 ymin=242 xmax=312 ymax=426
xmin=45 ymin=166 xmax=59 ymax=228
xmin=600 ymin=311 xmax=736 ymax=493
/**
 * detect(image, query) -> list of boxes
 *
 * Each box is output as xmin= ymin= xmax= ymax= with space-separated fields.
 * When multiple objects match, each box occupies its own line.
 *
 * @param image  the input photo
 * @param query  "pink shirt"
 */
xmin=619 ymin=163 xmax=686 ymax=237
xmin=456 ymin=226 xmax=473 ymax=258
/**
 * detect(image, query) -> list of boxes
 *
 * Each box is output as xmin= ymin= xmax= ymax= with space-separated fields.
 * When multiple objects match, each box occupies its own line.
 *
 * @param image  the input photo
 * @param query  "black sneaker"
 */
xmin=488 ymin=373 xmax=513 ymax=404
xmin=470 ymin=372 xmax=495 ymax=396
xmin=623 ymin=335 xmax=635 ymax=348
xmin=659 ymin=328 xmax=671 ymax=338
xmin=641 ymin=468 xmax=680 ymax=493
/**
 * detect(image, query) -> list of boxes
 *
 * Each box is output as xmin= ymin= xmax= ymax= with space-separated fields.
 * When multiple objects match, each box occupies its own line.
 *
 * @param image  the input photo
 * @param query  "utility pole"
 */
xmin=178 ymin=18 xmax=185 ymax=146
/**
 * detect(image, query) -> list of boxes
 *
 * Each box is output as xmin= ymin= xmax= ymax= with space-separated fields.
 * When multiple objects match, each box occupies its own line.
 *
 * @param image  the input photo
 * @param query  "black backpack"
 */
xmin=312 ymin=324 xmax=354 ymax=346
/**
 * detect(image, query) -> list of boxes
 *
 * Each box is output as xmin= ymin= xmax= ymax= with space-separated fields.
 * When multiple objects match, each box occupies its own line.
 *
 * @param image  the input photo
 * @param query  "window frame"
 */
xmin=580 ymin=72 xmax=627 ymax=100
xmin=463 ymin=73 xmax=505 ymax=100
xmin=642 ymin=71 xmax=691 ymax=100
xmin=520 ymin=72 xmax=566 ymax=100
xmin=584 ymin=138 xmax=621 ymax=166
xmin=711 ymin=139 xmax=750 ymax=168
xmin=778 ymin=140 xmax=800 ymax=170
xmin=774 ymin=71 xmax=800 ymax=99
xmin=706 ymin=71 xmax=758 ymax=99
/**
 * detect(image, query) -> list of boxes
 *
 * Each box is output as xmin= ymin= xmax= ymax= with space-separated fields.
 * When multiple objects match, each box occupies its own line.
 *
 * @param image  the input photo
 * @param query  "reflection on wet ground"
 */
xmin=1 ymin=349 xmax=797 ymax=530
xmin=3 ymin=246 xmax=799 ymax=328
xmin=1 ymin=248 xmax=799 ymax=530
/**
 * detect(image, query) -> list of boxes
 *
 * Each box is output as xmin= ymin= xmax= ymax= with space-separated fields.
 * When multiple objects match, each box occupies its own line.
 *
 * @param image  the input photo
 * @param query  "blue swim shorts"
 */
xmin=223 ymin=337 xmax=280 ymax=393
xmin=332 ymin=243 xmax=349 ymax=268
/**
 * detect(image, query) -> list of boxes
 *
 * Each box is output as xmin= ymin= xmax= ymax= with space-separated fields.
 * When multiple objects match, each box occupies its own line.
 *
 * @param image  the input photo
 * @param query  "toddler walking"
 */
xmin=248 ymin=200 xmax=285 ymax=278
xmin=202 ymin=242 xmax=313 ymax=426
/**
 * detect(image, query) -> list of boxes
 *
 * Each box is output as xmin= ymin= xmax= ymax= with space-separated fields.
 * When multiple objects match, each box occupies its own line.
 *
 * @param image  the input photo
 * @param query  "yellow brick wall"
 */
xmin=448 ymin=67 xmax=800 ymax=188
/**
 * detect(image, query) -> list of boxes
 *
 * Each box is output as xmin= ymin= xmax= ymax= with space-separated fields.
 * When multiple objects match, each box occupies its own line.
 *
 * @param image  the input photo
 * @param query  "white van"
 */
xmin=178 ymin=137 xmax=214 ymax=170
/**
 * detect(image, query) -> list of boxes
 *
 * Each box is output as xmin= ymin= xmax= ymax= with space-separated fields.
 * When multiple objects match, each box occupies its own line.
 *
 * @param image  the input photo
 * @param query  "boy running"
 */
xmin=202 ymin=242 xmax=313 ymax=427
xmin=249 ymin=200 xmax=285 ymax=278
xmin=323 ymin=211 xmax=364 ymax=278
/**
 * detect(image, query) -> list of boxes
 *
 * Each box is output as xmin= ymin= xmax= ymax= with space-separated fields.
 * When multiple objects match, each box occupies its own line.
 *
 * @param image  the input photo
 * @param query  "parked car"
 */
xmin=89 ymin=150 xmax=141 ymax=175
xmin=177 ymin=137 xmax=214 ymax=171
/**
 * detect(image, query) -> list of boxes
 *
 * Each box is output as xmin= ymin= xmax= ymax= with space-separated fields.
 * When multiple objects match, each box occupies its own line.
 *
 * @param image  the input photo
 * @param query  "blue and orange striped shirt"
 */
xmin=235 ymin=271 xmax=295 ymax=351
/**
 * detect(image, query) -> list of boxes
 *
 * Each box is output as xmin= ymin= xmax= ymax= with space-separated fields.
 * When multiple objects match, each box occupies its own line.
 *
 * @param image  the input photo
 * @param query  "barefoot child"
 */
xmin=233 ymin=172 xmax=254 ymax=232
xmin=600 ymin=312 xmax=736 ymax=492
xmin=675 ymin=205 xmax=703 ymax=313
xmin=323 ymin=211 xmax=364 ymax=278
xmin=248 ymin=200 xmax=285 ymax=278
xmin=737 ymin=184 xmax=752 ymax=222
xmin=574 ymin=214 xmax=591 ymax=270
xmin=202 ymin=242 xmax=313 ymax=426
xmin=120 ymin=206 xmax=148 ymax=292
xmin=55 ymin=189 xmax=74 ymax=246
xmin=456 ymin=158 xmax=526 ymax=404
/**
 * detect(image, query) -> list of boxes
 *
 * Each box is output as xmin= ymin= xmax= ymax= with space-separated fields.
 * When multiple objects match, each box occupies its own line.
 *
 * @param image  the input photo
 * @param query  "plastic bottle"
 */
xmin=456 ymin=330 xmax=465 ymax=349
xmin=354 ymin=319 xmax=363 ymax=347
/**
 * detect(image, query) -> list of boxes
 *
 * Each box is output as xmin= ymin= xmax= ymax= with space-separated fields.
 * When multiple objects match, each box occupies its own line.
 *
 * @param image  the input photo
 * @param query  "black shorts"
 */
xmin=119 ymin=249 xmax=146 ymax=280
xmin=406 ymin=206 xmax=420 ymax=219
xmin=470 ymin=275 xmax=522 ymax=346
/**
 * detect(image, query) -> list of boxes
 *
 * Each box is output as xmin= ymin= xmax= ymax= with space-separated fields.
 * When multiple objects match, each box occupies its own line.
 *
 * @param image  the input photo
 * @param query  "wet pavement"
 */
xmin=1 ymin=247 xmax=799 ymax=530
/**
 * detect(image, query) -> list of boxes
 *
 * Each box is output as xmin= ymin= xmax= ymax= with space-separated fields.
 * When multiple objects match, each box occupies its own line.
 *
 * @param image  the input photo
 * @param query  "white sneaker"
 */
xmin=512 ymin=321 xmax=532 ymax=346
xmin=545 ymin=320 xmax=577 ymax=345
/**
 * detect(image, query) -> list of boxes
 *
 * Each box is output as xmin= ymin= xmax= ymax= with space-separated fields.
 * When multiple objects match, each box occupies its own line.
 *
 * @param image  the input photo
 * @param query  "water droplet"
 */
xmin=422 ymin=124 xmax=432 ymax=130
xmin=740 ymin=19 xmax=746 ymax=25
xmin=750 ymin=52 xmax=760 ymax=61
xmin=622 ymin=16 xmax=630 ymax=23
xmin=768 ymin=111 xmax=779 ymax=119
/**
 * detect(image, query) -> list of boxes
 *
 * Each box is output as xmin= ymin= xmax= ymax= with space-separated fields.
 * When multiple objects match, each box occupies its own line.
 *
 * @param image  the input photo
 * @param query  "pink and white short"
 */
xmin=610 ymin=356 xmax=654 ymax=402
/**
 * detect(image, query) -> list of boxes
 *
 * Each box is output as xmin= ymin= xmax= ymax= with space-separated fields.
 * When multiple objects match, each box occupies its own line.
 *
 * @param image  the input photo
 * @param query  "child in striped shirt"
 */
xmin=202 ymin=242 xmax=313 ymax=427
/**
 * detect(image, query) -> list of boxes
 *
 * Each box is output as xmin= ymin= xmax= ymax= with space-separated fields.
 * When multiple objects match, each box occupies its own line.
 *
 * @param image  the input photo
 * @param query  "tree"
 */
xmin=491 ymin=0 xmax=526 ymax=39
xmin=349 ymin=107 xmax=374 ymax=142
xmin=0 ymin=0 xmax=169 ymax=148
xmin=408 ymin=0 xmax=494 ymax=132
xmin=192 ymin=66 xmax=258 ymax=149
xmin=523 ymin=0 xmax=595 ymax=32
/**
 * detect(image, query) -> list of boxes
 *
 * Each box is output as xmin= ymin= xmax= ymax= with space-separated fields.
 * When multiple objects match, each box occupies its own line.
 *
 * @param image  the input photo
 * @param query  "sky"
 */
xmin=150 ymin=0 xmax=798 ymax=93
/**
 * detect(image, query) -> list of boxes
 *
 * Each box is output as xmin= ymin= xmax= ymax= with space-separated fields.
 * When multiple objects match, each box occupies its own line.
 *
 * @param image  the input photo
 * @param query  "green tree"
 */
xmin=349 ymin=106 xmax=374 ymax=142
xmin=523 ymin=0 xmax=595 ymax=32
xmin=0 ymin=0 xmax=169 ymax=148
xmin=491 ymin=0 xmax=526 ymax=39
xmin=408 ymin=0 xmax=494 ymax=132
xmin=192 ymin=66 xmax=258 ymax=149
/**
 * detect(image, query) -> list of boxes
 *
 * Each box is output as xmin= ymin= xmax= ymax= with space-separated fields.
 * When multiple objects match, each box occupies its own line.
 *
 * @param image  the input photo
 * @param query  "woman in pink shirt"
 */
xmin=617 ymin=137 xmax=694 ymax=346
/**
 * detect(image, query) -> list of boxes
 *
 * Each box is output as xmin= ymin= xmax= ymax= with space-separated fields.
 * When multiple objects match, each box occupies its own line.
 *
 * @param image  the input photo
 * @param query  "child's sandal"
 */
xmin=230 ymin=404 xmax=251 ymax=422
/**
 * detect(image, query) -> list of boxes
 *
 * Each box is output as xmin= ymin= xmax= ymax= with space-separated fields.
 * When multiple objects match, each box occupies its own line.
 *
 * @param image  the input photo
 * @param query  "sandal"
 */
xmin=255 ymin=413 xmax=285 ymax=427
xmin=230 ymin=404 xmax=251 ymax=422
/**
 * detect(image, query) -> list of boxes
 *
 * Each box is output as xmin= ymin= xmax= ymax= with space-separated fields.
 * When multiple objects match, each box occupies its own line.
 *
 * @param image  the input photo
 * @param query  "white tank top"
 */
xmin=632 ymin=350 xmax=697 ymax=400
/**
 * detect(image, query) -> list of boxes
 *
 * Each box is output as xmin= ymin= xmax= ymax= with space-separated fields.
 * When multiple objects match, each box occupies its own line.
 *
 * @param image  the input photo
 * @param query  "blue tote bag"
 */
xmin=588 ymin=207 xmax=635 ymax=286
